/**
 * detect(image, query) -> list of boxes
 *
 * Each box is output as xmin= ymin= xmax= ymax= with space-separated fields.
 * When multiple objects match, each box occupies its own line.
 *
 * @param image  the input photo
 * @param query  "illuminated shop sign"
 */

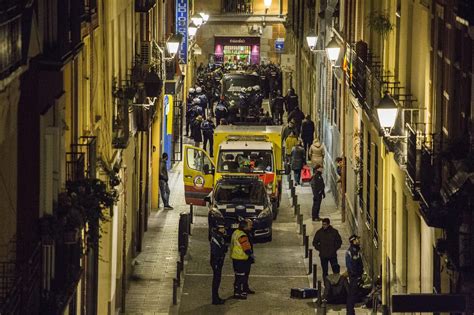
xmin=176 ymin=0 xmax=188 ymax=64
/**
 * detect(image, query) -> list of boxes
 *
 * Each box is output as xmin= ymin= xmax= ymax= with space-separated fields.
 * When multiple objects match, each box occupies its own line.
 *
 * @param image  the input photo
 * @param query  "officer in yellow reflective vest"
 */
xmin=230 ymin=219 xmax=255 ymax=299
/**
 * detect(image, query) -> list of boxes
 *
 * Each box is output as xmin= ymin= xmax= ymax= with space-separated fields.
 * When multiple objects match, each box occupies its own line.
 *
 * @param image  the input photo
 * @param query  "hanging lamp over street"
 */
xmin=325 ymin=36 xmax=341 ymax=63
xmin=376 ymin=91 xmax=399 ymax=131
xmin=306 ymin=30 xmax=318 ymax=51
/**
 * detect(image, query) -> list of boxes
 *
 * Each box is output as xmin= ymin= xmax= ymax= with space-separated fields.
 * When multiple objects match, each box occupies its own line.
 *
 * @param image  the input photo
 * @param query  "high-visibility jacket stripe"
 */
xmin=230 ymin=229 xmax=249 ymax=260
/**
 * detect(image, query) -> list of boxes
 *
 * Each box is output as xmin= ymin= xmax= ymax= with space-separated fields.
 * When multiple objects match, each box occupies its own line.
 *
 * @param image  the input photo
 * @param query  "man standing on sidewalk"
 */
xmin=312 ymin=218 xmax=342 ymax=279
xmin=310 ymin=166 xmax=325 ymax=221
xmin=210 ymin=223 xmax=227 ymax=305
xmin=230 ymin=219 xmax=255 ymax=300
xmin=346 ymin=234 xmax=364 ymax=315
xmin=159 ymin=153 xmax=173 ymax=210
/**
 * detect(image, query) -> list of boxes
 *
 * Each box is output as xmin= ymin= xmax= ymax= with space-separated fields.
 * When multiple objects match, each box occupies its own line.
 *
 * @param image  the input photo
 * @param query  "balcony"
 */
xmin=0 ymin=12 xmax=22 ymax=80
xmin=135 ymin=0 xmax=156 ymax=13
xmin=221 ymin=0 xmax=253 ymax=14
xmin=405 ymin=124 xmax=421 ymax=198
xmin=112 ymin=80 xmax=134 ymax=149
xmin=66 ymin=136 xmax=97 ymax=182
xmin=0 ymin=243 xmax=41 ymax=314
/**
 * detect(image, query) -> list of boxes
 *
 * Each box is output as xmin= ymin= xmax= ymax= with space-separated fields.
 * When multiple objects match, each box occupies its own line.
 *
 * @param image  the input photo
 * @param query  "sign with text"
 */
xmin=175 ymin=0 xmax=188 ymax=64
xmin=275 ymin=38 xmax=285 ymax=52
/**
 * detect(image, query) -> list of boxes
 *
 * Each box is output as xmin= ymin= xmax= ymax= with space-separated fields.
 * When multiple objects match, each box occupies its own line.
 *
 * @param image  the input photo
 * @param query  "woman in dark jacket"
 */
xmin=290 ymin=140 xmax=306 ymax=185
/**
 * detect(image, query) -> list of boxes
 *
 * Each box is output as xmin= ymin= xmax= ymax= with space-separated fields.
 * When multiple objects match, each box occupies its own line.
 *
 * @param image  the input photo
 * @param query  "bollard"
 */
xmin=302 ymin=224 xmax=307 ymax=239
xmin=190 ymin=205 xmax=194 ymax=224
xmin=293 ymin=195 xmax=298 ymax=207
xmin=173 ymin=278 xmax=178 ymax=305
xmin=304 ymin=235 xmax=309 ymax=257
xmin=180 ymin=252 xmax=184 ymax=266
xmin=312 ymin=264 xmax=317 ymax=288
xmin=289 ymin=178 xmax=293 ymax=188
xmin=294 ymin=204 xmax=300 ymax=216
xmin=290 ymin=186 xmax=296 ymax=198
xmin=308 ymin=249 xmax=313 ymax=274
xmin=317 ymin=280 xmax=322 ymax=306
xmin=298 ymin=214 xmax=304 ymax=234
xmin=176 ymin=261 xmax=181 ymax=286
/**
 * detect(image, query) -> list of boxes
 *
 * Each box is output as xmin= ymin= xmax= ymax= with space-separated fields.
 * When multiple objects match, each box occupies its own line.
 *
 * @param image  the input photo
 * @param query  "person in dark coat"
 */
xmin=159 ymin=153 xmax=173 ymax=210
xmin=301 ymin=115 xmax=315 ymax=157
xmin=284 ymin=88 xmax=299 ymax=113
xmin=270 ymin=90 xmax=284 ymax=124
xmin=310 ymin=166 xmax=325 ymax=220
xmin=290 ymin=140 xmax=306 ymax=185
xmin=312 ymin=218 xmax=342 ymax=278
xmin=192 ymin=116 xmax=204 ymax=147
xmin=201 ymin=117 xmax=216 ymax=157
xmin=287 ymin=106 xmax=305 ymax=134
xmin=323 ymin=264 xmax=349 ymax=304
xmin=346 ymin=235 xmax=364 ymax=315
xmin=210 ymin=224 xmax=228 ymax=305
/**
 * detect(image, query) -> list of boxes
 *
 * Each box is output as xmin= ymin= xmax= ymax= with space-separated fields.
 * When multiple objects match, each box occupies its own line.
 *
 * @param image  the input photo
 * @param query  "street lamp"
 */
xmin=376 ymin=91 xmax=398 ymax=133
xmin=199 ymin=12 xmax=209 ymax=24
xmin=325 ymin=36 xmax=341 ymax=64
xmin=306 ymin=30 xmax=318 ymax=51
xmin=264 ymin=0 xmax=272 ymax=13
xmin=188 ymin=22 xmax=198 ymax=39
xmin=191 ymin=14 xmax=203 ymax=28
xmin=166 ymin=34 xmax=182 ymax=57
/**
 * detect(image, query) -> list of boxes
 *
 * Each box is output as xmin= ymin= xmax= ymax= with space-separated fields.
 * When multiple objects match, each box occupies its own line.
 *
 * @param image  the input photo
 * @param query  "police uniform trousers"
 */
xmin=211 ymin=257 xmax=224 ymax=301
xmin=346 ymin=276 xmax=360 ymax=315
xmin=232 ymin=259 xmax=251 ymax=294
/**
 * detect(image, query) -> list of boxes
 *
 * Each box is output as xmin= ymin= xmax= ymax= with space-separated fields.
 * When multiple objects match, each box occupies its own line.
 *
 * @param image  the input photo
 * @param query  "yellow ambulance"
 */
xmin=183 ymin=125 xmax=284 ymax=219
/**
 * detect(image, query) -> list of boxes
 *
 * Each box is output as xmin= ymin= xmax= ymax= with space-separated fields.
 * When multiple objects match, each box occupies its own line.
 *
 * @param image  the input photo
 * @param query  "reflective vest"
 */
xmin=231 ymin=229 xmax=249 ymax=261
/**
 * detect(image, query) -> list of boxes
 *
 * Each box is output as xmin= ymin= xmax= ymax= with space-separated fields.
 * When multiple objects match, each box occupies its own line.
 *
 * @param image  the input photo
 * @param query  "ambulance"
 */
xmin=183 ymin=125 xmax=284 ymax=219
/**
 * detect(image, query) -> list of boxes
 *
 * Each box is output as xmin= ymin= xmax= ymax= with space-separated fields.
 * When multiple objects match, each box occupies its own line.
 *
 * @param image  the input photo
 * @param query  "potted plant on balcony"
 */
xmin=66 ymin=178 xmax=118 ymax=251
xmin=366 ymin=11 xmax=394 ymax=38
xmin=56 ymin=192 xmax=85 ymax=245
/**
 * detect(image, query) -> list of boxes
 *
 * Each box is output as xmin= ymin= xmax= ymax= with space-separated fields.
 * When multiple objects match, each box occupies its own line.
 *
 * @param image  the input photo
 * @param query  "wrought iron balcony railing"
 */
xmin=0 ymin=243 xmax=41 ymax=314
xmin=0 ymin=13 xmax=22 ymax=80
xmin=66 ymin=136 xmax=97 ymax=182
xmin=221 ymin=0 xmax=253 ymax=14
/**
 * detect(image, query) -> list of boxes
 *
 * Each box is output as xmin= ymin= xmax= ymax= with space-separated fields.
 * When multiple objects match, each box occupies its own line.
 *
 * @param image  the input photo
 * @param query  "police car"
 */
xmin=205 ymin=176 xmax=273 ymax=243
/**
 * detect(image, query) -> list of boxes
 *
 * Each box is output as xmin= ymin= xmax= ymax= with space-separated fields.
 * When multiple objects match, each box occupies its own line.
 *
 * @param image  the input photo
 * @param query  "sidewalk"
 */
xmin=286 ymin=176 xmax=374 ymax=314
xmin=123 ymin=162 xmax=186 ymax=315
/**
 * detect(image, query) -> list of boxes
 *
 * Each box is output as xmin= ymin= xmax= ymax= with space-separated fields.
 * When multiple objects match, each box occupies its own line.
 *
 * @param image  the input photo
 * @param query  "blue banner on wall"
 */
xmin=176 ymin=0 xmax=188 ymax=64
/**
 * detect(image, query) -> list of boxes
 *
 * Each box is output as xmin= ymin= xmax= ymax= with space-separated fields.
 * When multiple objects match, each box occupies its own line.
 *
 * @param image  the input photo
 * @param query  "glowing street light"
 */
xmin=191 ymin=14 xmax=203 ymax=28
xmin=376 ymin=91 xmax=399 ymax=131
xmin=306 ymin=30 xmax=318 ymax=51
xmin=325 ymin=36 xmax=341 ymax=64
xmin=188 ymin=22 xmax=198 ymax=38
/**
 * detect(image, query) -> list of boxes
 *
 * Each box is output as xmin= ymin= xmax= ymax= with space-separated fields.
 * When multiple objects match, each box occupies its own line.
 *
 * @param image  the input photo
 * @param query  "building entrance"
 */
xmin=214 ymin=36 xmax=260 ymax=65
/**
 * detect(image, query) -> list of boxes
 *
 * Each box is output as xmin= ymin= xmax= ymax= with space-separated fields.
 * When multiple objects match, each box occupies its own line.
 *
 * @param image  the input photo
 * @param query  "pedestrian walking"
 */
xmin=346 ymin=235 xmax=364 ymax=315
xmin=312 ymin=218 xmax=342 ymax=278
xmin=290 ymin=140 xmax=305 ymax=185
xmin=230 ymin=219 xmax=255 ymax=299
xmin=287 ymin=106 xmax=305 ymax=134
xmin=309 ymin=139 xmax=325 ymax=168
xmin=301 ymin=115 xmax=315 ymax=157
xmin=192 ymin=115 xmax=204 ymax=147
xmin=284 ymin=88 xmax=299 ymax=113
xmin=210 ymin=223 xmax=228 ymax=305
xmin=159 ymin=153 xmax=173 ymax=210
xmin=201 ymin=117 xmax=216 ymax=157
xmin=310 ymin=166 xmax=325 ymax=220
xmin=270 ymin=90 xmax=284 ymax=124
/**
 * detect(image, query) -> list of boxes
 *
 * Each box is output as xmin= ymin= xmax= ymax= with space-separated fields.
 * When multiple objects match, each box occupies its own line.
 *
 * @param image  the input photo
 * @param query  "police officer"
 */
xmin=238 ymin=87 xmax=251 ymax=122
xmin=210 ymin=223 xmax=228 ymax=305
xmin=230 ymin=219 xmax=255 ymax=299
xmin=346 ymin=235 xmax=364 ymax=315
xmin=214 ymin=97 xmax=229 ymax=126
xmin=196 ymin=86 xmax=208 ymax=118
xmin=271 ymin=90 xmax=284 ymax=124
xmin=201 ymin=117 xmax=216 ymax=157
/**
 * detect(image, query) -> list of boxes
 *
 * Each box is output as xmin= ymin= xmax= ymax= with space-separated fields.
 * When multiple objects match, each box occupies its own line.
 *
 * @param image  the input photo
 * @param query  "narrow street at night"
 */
xmin=0 ymin=0 xmax=472 ymax=314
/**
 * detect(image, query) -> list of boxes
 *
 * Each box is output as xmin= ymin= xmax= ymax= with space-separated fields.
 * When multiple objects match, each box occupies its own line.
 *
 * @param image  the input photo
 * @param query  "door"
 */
xmin=183 ymin=145 xmax=215 ymax=206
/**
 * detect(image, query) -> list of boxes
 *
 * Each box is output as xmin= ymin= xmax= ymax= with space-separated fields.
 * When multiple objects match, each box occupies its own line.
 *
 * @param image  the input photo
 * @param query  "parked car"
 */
xmin=205 ymin=176 xmax=273 ymax=243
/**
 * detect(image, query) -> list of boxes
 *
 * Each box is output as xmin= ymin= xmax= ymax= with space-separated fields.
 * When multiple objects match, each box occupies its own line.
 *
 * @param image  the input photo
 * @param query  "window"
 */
xmin=366 ymin=133 xmax=372 ymax=226
xmin=186 ymin=148 xmax=212 ymax=172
